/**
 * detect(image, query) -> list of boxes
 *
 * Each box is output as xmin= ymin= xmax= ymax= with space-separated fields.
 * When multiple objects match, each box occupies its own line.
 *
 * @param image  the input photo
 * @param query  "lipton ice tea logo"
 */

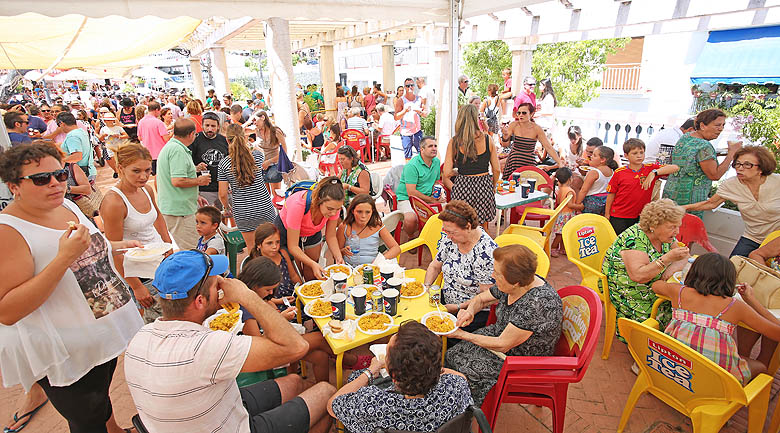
xmin=647 ymin=339 xmax=693 ymax=392
xmin=576 ymin=226 xmax=599 ymax=259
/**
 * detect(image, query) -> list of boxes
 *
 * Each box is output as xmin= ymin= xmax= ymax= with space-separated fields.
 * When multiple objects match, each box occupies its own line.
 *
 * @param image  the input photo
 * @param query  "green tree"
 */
xmin=230 ymin=82 xmax=252 ymax=101
xmin=462 ymin=41 xmax=512 ymax=99
xmin=462 ymin=38 xmax=629 ymax=107
xmin=532 ymin=38 xmax=629 ymax=107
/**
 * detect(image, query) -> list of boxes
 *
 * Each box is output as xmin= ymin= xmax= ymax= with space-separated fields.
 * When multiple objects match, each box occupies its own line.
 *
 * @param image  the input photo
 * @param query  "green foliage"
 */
xmin=421 ymin=106 xmax=436 ymax=136
xmin=728 ymin=99 xmax=780 ymax=173
xmin=462 ymin=41 xmax=512 ymax=99
xmin=303 ymin=94 xmax=317 ymax=112
xmin=532 ymin=38 xmax=629 ymax=107
xmin=461 ymin=38 xmax=629 ymax=107
xmin=230 ymin=82 xmax=252 ymax=101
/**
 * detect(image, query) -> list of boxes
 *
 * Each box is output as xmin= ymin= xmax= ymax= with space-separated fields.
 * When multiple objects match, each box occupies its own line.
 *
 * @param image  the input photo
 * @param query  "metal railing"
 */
xmin=601 ymin=63 xmax=641 ymax=93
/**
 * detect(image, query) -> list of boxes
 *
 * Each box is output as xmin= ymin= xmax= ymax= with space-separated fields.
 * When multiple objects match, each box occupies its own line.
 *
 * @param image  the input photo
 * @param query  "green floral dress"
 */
xmin=340 ymin=162 xmax=367 ymax=205
xmin=662 ymin=133 xmax=717 ymax=218
xmin=602 ymin=224 xmax=673 ymax=341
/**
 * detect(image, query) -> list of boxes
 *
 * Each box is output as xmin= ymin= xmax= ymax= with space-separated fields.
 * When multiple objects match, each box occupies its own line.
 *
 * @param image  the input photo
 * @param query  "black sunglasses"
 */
xmin=191 ymin=249 xmax=214 ymax=295
xmin=404 ymin=84 xmax=415 ymax=88
xmin=18 ymin=169 xmax=69 ymax=186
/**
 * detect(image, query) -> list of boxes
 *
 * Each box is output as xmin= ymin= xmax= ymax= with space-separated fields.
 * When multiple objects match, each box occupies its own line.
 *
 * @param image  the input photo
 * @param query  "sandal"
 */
xmin=4 ymin=398 xmax=48 ymax=433
xmin=345 ymin=355 xmax=373 ymax=370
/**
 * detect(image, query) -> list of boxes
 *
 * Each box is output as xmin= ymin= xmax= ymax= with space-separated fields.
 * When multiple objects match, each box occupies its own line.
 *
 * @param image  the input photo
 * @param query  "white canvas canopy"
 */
xmin=50 ymin=69 xmax=100 ymax=81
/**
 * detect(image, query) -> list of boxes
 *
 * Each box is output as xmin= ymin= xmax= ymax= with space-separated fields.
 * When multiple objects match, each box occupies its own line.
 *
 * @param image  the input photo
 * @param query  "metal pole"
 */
xmin=449 ymin=0 xmax=460 ymax=138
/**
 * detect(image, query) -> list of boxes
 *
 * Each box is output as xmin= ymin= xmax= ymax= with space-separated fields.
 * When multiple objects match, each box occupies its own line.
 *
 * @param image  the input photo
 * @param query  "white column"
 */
xmin=510 ymin=43 xmax=534 ymax=114
xmin=381 ymin=43 xmax=395 ymax=95
xmin=209 ymin=45 xmax=230 ymax=98
xmin=189 ymin=57 xmax=206 ymax=102
xmin=266 ymin=17 xmax=300 ymax=160
xmin=319 ymin=43 xmax=336 ymax=114
xmin=434 ymin=47 xmax=452 ymax=155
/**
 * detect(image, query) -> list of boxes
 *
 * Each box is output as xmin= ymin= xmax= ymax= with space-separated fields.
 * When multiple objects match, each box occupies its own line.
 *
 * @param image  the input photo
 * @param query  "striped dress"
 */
xmin=664 ymin=285 xmax=751 ymax=384
xmin=218 ymin=150 xmax=278 ymax=232
xmin=502 ymin=135 xmax=537 ymax=179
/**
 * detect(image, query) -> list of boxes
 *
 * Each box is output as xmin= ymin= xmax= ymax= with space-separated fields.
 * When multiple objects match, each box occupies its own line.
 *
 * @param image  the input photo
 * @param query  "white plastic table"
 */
xmin=493 ymin=189 xmax=550 ymax=234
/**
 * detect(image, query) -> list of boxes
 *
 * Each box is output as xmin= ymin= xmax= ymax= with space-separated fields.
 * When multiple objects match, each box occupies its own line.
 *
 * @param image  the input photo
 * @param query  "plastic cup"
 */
xmin=512 ymin=172 xmax=521 ymax=183
xmin=382 ymin=288 xmax=400 ymax=316
xmin=351 ymin=286 xmax=368 ymax=315
xmin=332 ymin=271 xmax=348 ymax=294
xmin=528 ymin=178 xmax=537 ymax=192
xmin=379 ymin=264 xmax=395 ymax=290
xmin=330 ymin=293 xmax=347 ymax=320
xmin=521 ymin=183 xmax=531 ymax=198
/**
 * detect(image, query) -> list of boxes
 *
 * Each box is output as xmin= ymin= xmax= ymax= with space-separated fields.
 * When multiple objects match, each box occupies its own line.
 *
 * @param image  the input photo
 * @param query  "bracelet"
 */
xmin=363 ymin=369 xmax=373 ymax=384
xmin=655 ymin=258 xmax=666 ymax=269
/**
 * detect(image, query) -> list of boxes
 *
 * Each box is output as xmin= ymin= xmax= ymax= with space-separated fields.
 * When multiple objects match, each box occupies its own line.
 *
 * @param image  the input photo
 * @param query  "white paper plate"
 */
xmin=356 ymin=312 xmax=394 ymax=335
xmin=324 ymin=264 xmax=353 ymax=279
xmin=421 ymin=311 xmax=459 ymax=336
xmin=124 ymin=242 xmax=173 ymax=262
xmin=304 ymin=300 xmax=333 ymax=319
xmin=672 ymin=271 xmax=683 ymax=283
xmin=400 ymin=281 xmax=427 ymax=299
xmin=297 ymin=281 xmax=325 ymax=299
xmin=352 ymin=264 xmax=380 ymax=283
xmin=203 ymin=309 xmax=243 ymax=334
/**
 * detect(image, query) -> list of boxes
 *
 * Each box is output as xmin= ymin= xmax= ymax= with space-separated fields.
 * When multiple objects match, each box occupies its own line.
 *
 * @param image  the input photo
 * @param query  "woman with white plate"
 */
xmin=444 ymin=244 xmax=563 ymax=404
xmin=101 ymin=141 xmax=173 ymax=323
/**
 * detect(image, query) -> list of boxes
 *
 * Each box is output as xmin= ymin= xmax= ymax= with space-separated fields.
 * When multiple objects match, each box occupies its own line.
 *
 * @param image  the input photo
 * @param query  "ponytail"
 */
xmin=596 ymin=145 xmax=619 ymax=170
xmin=225 ymin=123 xmax=257 ymax=187
xmin=312 ymin=176 xmax=345 ymax=208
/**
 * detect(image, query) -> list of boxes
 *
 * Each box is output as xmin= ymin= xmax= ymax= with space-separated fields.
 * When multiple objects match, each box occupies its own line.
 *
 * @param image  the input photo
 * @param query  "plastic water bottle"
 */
xmin=680 ymin=257 xmax=695 ymax=282
xmin=348 ymin=231 xmax=360 ymax=255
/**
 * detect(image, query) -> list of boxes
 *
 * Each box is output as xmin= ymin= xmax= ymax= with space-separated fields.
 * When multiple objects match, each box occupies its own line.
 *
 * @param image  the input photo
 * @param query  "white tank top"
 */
xmin=400 ymin=95 xmax=422 ymax=136
xmin=109 ymin=186 xmax=163 ymax=245
xmin=586 ymin=168 xmax=612 ymax=196
xmin=0 ymin=199 xmax=143 ymax=390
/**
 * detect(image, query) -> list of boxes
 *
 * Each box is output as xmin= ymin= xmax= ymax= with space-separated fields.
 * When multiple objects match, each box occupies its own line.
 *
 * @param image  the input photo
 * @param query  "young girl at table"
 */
xmin=337 ymin=194 xmax=401 ymax=266
xmin=319 ymin=124 xmax=340 ymax=176
xmin=550 ymin=167 xmax=577 ymax=257
xmin=571 ymin=145 xmax=616 ymax=216
xmin=652 ymin=253 xmax=780 ymax=384
xmin=245 ymin=222 xmax=302 ymax=309
xmin=238 ymin=257 xmax=371 ymax=382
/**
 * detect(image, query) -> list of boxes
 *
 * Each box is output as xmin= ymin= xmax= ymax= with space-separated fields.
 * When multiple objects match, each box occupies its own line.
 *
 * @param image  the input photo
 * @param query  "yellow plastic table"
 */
xmin=296 ymin=268 xmax=446 ymax=388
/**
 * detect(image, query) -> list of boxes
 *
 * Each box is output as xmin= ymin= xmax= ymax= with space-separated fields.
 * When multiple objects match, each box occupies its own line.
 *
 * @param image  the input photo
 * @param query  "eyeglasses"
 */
xmin=733 ymin=161 xmax=756 ymax=169
xmin=517 ymin=111 xmax=530 ymax=115
xmin=18 ymin=169 xmax=69 ymax=186
xmin=404 ymin=84 xmax=415 ymax=88
xmin=40 ymin=109 xmax=51 ymax=113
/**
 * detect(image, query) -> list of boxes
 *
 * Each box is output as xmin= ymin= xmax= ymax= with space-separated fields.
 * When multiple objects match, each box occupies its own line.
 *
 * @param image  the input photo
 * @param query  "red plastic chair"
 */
xmin=341 ymin=128 xmax=369 ymax=162
xmin=481 ymin=285 xmax=603 ymax=433
xmin=508 ymin=166 xmax=554 ymax=225
xmin=409 ymin=195 xmax=440 ymax=265
xmin=678 ymin=213 xmax=718 ymax=253
xmin=381 ymin=184 xmax=398 ymax=212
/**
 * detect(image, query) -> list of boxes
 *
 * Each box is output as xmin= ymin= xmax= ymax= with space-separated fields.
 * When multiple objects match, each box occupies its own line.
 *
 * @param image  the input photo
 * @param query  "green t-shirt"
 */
xmin=62 ymin=128 xmax=96 ymax=177
xmin=157 ymin=138 xmax=198 ymax=216
xmin=396 ymin=155 xmax=441 ymax=201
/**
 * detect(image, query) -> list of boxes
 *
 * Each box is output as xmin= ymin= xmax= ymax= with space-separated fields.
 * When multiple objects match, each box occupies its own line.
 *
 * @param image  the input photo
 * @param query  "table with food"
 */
xmin=295 ymin=263 xmax=457 ymax=388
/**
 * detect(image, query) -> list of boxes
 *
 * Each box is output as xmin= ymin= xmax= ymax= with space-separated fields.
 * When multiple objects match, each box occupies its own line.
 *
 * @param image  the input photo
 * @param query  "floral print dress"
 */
xmin=435 ymin=229 xmax=497 ymax=306
xmin=602 ymin=224 xmax=673 ymax=341
xmin=662 ymin=133 xmax=717 ymax=218
xmin=445 ymin=281 xmax=563 ymax=404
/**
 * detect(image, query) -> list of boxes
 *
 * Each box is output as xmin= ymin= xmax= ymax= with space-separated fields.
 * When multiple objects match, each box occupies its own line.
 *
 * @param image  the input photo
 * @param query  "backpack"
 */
xmin=485 ymin=96 xmax=500 ymax=121
xmin=285 ymin=181 xmax=317 ymax=213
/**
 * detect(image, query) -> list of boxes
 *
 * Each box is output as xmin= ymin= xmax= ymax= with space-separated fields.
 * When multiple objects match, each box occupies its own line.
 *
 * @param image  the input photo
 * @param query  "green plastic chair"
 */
xmin=221 ymin=228 xmax=246 ymax=276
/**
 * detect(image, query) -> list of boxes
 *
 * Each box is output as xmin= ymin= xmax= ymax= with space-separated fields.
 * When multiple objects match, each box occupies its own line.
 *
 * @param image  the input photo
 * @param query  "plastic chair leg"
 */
xmin=602 ymin=300 xmax=616 ymax=360
xmin=746 ymin=384 xmax=771 ymax=433
xmin=617 ymin=373 xmax=648 ymax=433
xmin=690 ymin=410 xmax=729 ymax=433
xmin=767 ymin=398 xmax=780 ymax=433
xmin=552 ymin=384 xmax=569 ymax=433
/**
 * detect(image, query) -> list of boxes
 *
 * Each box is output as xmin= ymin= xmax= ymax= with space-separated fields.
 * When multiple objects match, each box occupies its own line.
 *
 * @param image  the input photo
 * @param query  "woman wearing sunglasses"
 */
xmin=500 ymin=101 xmax=562 ymax=180
xmin=0 ymin=143 xmax=143 ymax=433
xmin=683 ymin=145 xmax=780 ymax=258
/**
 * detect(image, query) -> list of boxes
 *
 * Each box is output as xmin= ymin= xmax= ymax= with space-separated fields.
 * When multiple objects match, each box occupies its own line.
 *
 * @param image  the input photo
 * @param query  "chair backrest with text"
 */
xmin=410 ymin=195 xmax=438 ymax=233
xmin=561 ymin=213 xmax=616 ymax=291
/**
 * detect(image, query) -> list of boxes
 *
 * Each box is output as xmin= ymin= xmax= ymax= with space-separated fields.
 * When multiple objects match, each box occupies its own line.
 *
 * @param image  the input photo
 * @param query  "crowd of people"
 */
xmin=1 ymin=71 xmax=779 ymax=433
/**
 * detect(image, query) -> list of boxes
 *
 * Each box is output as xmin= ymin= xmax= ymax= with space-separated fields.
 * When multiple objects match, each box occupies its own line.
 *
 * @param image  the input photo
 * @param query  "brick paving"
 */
xmin=2 ymin=161 xmax=779 ymax=432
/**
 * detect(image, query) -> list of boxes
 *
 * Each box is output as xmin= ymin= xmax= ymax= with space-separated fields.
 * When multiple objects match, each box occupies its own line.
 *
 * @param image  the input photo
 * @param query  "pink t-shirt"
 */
xmin=137 ymin=114 xmax=169 ymax=159
xmin=280 ymin=190 xmax=338 ymax=237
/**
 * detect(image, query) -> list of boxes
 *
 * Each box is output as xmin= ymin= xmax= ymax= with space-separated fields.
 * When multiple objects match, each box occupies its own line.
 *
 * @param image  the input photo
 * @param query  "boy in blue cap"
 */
xmin=124 ymin=250 xmax=335 ymax=433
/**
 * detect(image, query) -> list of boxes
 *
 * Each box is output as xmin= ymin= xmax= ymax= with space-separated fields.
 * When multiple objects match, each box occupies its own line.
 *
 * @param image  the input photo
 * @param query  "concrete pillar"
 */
xmin=434 ymin=47 xmax=453 ymax=156
xmin=266 ymin=17 xmax=300 ymax=160
xmin=319 ymin=43 xmax=336 ymax=114
xmin=189 ymin=57 xmax=206 ymax=102
xmin=209 ymin=45 xmax=230 ymax=99
xmin=381 ymin=43 xmax=395 ymax=96
xmin=509 ymin=44 xmax=534 ymax=114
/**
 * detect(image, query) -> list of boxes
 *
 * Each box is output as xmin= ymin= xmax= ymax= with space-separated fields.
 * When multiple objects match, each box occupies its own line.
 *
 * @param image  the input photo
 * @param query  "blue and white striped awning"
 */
xmin=691 ymin=25 xmax=780 ymax=86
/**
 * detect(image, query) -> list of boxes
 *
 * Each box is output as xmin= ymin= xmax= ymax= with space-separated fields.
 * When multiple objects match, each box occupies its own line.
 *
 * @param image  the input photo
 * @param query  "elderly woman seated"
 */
xmin=602 ymin=199 xmax=691 ymax=341
xmin=445 ymin=244 xmax=563 ymax=405
xmin=327 ymin=321 xmax=473 ymax=433
xmin=424 ymin=200 xmax=498 ymax=332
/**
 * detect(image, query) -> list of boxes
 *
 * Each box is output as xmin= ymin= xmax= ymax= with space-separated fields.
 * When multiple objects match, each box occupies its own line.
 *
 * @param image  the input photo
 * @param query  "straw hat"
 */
xmin=103 ymin=113 xmax=117 ymax=121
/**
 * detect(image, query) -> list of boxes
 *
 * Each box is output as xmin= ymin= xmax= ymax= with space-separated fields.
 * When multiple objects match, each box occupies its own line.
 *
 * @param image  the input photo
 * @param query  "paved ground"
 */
xmin=2 ymin=159 xmax=778 ymax=432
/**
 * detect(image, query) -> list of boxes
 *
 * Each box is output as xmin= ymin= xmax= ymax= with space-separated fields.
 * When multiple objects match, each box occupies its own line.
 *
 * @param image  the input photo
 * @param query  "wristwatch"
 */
xmin=363 ymin=369 xmax=374 ymax=384
xmin=651 ymin=169 xmax=658 ymax=176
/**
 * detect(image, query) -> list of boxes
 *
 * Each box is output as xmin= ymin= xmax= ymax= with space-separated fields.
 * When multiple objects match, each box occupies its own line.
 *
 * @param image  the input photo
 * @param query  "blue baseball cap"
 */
xmin=153 ymin=250 xmax=229 ymax=300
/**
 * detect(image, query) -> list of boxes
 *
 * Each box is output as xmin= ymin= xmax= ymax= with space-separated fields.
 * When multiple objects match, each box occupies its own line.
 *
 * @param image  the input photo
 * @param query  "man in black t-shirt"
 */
xmin=190 ymin=112 xmax=228 ymax=209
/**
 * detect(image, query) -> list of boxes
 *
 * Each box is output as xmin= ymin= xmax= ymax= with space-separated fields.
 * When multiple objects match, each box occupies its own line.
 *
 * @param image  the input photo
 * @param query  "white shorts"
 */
xmin=397 ymin=199 xmax=413 ymax=214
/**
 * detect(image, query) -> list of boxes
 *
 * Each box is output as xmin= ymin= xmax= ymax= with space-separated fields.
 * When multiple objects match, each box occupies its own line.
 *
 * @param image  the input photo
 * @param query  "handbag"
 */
xmin=68 ymin=164 xmax=104 ymax=217
xmin=263 ymin=163 xmax=283 ymax=183
xmin=731 ymin=255 xmax=780 ymax=308
xmin=278 ymin=146 xmax=294 ymax=173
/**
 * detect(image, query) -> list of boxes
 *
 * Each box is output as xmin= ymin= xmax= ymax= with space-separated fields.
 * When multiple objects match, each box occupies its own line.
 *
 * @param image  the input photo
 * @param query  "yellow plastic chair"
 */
xmin=617 ymin=318 xmax=773 ymax=433
xmin=561 ymin=213 xmax=618 ymax=360
xmin=494 ymin=233 xmax=550 ymax=278
xmin=760 ymin=230 xmax=780 ymax=248
xmin=398 ymin=214 xmax=443 ymax=263
xmin=503 ymin=194 xmax=573 ymax=258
